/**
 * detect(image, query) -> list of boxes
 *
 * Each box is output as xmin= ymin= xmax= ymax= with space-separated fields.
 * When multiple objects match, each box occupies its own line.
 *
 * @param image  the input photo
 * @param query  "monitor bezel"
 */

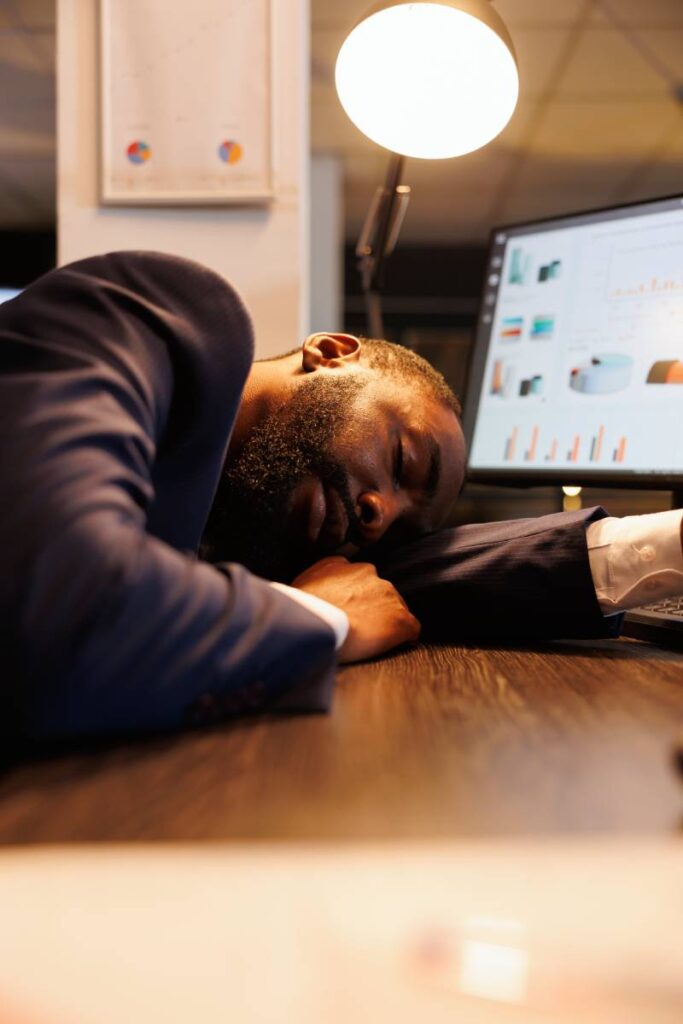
xmin=462 ymin=191 xmax=683 ymax=491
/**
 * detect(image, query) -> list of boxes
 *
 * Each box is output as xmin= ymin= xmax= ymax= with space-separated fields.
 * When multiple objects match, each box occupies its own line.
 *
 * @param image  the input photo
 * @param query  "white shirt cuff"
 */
xmin=587 ymin=509 xmax=683 ymax=612
xmin=269 ymin=582 xmax=349 ymax=651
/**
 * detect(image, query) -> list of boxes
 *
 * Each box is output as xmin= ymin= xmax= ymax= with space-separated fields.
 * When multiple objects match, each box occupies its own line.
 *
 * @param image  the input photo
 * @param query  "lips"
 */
xmin=306 ymin=478 xmax=349 ymax=550
xmin=319 ymin=485 xmax=350 ymax=549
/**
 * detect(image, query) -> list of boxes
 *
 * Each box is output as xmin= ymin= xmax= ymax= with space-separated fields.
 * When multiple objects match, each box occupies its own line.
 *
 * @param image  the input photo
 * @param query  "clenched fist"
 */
xmin=291 ymin=556 xmax=421 ymax=663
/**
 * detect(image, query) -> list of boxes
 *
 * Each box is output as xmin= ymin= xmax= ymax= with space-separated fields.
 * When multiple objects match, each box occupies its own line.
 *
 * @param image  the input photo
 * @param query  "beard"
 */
xmin=200 ymin=374 xmax=367 ymax=582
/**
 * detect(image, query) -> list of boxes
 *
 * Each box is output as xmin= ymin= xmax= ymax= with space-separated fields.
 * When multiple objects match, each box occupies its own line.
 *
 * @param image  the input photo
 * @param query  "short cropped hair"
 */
xmin=359 ymin=337 xmax=461 ymax=417
xmin=271 ymin=337 xmax=461 ymax=416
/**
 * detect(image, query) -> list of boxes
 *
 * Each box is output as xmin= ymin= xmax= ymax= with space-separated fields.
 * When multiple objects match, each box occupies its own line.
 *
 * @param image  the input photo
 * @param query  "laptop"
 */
xmin=462 ymin=193 xmax=683 ymax=648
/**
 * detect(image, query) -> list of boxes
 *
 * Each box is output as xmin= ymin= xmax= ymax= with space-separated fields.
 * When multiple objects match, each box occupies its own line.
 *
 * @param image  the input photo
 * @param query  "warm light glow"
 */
xmin=335 ymin=1 xmax=519 ymax=159
xmin=459 ymin=939 xmax=528 ymax=1003
xmin=562 ymin=486 xmax=583 ymax=497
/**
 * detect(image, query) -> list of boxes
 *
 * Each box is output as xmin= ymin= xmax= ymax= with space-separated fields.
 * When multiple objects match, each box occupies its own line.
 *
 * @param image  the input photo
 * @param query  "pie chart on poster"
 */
xmin=127 ymin=140 xmax=151 ymax=165
xmin=218 ymin=140 xmax=243 ymax=164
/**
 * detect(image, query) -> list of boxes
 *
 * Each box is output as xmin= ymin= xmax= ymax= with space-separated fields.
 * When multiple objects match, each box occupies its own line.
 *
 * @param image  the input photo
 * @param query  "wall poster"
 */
xmin=100 ymin=0 xmax=272 ymax=205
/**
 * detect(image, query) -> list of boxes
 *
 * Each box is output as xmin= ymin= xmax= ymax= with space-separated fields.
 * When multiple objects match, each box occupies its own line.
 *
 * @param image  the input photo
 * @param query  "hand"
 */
xmin=291 ymin=556 xmax=421 ymax=663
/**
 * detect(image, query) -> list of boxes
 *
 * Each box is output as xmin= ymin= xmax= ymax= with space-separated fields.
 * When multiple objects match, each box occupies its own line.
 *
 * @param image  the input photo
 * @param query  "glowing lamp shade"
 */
xmin=335 ymin=1 xmax=519 ymax=159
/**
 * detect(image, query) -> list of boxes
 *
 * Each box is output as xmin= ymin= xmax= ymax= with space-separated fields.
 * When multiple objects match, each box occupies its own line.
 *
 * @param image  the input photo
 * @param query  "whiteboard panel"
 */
xmin=99 ymin=0 xmax=273 ymax=205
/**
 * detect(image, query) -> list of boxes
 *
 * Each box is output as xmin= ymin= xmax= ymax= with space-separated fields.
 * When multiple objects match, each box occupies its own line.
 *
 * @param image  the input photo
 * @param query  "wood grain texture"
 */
xmin=0 ymin=638 xmax=682 ymax=843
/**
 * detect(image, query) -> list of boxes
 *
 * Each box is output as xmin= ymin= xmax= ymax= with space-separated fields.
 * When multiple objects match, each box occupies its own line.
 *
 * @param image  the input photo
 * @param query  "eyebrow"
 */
xmin=424 ymin=436 xmax=441 ymax=499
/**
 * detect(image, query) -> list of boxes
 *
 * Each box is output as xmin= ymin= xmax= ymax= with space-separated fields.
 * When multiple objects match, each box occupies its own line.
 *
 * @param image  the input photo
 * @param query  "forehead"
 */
xmin=368 ymin=375 xmax=460 ymax=438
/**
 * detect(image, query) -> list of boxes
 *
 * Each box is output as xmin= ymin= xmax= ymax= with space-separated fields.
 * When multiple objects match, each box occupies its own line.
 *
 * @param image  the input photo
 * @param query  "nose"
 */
xmin=356 ymin=490 xmax=406 ymax=544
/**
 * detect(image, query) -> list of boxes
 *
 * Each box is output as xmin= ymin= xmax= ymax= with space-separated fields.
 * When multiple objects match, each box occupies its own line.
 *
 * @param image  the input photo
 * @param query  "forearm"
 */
xmin=375 ymin=506 xmax=683 ymax=643
xmin=376 ymin=506 xmax=615 ymax=641
xmin=16 ymin=513 xmax=337 ymax=739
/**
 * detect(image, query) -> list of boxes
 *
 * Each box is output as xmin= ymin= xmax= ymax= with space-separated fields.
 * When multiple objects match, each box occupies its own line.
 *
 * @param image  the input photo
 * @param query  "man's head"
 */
xmin=201 ymin=333 xmax=467 ymax=581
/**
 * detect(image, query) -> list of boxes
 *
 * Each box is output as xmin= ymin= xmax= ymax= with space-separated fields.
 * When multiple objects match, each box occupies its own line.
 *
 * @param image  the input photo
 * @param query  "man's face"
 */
xmin=206 ymin=369 xmax=466 ymax=582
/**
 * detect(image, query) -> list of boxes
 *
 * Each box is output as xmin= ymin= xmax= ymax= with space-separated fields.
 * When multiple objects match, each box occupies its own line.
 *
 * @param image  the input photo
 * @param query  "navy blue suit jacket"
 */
xmin=0 ymin=252 xmax=338 ymax=739
xmin=0 ymin=252 xmax=618 ymax=740
xmin=379 ymin=508 xmax=620 ymax=642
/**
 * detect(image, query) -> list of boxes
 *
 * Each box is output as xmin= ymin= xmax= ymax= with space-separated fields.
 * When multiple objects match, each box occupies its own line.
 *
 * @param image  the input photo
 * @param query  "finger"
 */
xmin=350 ymin=560 xmax=378 ymax=576
xmin=394 ymin=590 xmax=413 ymax=614
xmin=377 ymin=576 xmax=417 ymax=619
xmin=377 ymin=615 xmax=420 ymax=654
xmin=398 ymin=612 xmax=421 ymax=644
xmin=379 ymin=613 xmax=420 ymax=650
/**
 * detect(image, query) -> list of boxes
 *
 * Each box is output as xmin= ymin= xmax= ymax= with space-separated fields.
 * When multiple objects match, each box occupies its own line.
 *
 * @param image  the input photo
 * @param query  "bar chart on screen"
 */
xmin=502 ymin=424 xmax=628 ymax=465
xmin=608 ymin=240 xmax=683 ymax=301
xmin=499 ymin=315 xmax=524 ymax=341
xmin=524 ymin=426 xmax=539 ymax=462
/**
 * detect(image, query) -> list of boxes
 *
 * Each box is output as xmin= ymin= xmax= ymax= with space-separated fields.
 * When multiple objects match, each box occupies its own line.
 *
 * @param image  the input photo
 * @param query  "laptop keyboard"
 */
xmin=637 ymin=597 xmax=683 ymax=619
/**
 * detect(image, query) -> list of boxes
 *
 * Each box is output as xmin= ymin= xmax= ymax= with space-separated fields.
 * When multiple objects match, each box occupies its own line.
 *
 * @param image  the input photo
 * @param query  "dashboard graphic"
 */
xmin=466 ymin=194 xmax=683 ymax=482
xmin=500 ymin=316 xmax=523 ymax=340
xmin=538 ymin=259 xmax=561 ymax=282
xmin=508 ymin=247 xmax=532 ymax=286
xmin=530 ymin=314 xmax=555 ymax=340
xmin=569 ymin=354 xmax=633 ymax=394
xmin=500 ymin=423 xmax=628 ymax=465
xmin=647 ymin=360 xmax=683 ymax=384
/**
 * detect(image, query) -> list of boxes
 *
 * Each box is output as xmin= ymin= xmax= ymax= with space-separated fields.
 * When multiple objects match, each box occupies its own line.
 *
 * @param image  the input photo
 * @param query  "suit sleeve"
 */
xmin=376 ymin=507 xmax=624 ymax=642
xmin=1 ymin=254 xmax=337 ymax=740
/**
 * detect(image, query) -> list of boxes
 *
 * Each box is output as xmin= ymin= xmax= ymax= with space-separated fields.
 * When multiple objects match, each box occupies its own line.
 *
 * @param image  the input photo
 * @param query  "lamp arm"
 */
xmin=355 ymin=152 xmax=411 ymax=337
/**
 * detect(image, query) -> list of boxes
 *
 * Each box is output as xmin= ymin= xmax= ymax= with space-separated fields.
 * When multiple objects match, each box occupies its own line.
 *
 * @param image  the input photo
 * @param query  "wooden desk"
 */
xmin=0 ymin=638 xmax=681 ymax=843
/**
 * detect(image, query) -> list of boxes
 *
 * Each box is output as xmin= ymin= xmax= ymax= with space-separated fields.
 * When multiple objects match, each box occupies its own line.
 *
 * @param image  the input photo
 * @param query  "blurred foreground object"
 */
xmin=0 ymin=841 xmax=680 ymax=1022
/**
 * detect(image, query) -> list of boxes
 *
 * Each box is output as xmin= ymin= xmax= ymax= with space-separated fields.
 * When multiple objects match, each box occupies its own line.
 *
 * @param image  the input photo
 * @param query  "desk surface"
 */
xmin=0 ymin=638 xmax=682 ymax=843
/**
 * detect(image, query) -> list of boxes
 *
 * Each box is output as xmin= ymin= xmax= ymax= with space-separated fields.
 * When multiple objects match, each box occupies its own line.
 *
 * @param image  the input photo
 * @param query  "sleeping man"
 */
xmin=1 ymin=251 xmax=682 ymax=739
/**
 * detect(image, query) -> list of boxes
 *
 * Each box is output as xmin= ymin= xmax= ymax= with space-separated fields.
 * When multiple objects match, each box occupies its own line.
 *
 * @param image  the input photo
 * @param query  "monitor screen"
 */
xmin=464 ymin=194 xmax=683 ymax=488
xmin=0 ymin=288 xmax=21 ymax=305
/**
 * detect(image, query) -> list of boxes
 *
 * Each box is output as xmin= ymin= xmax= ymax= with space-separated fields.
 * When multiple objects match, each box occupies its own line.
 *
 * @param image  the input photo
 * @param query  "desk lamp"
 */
xmin=335 ymin=0 xmax=519 ymax=336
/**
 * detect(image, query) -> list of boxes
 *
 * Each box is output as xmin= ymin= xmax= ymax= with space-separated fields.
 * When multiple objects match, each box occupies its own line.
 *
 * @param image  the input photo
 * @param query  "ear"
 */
xmin=301 ymin=333 xmax=362 ymax=372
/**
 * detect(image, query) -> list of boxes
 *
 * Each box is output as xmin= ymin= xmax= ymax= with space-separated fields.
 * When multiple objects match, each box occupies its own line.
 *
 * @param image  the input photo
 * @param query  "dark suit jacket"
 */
xmin=379 ymin=508 xmax=621 ymax=642
xmin=0 ymin=251 xmax=619 ymax=740
xmin=0 ymin=252 xmax=337 ymax=739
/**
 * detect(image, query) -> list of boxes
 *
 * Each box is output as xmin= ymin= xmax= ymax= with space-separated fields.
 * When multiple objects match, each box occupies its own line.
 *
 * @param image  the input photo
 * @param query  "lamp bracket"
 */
xmin=355 ymin=153 xmax=410 ymax=336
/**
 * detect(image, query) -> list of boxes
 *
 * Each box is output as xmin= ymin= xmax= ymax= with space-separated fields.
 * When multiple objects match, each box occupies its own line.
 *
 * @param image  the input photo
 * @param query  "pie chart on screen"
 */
xmin=127 ymin=140 xmax=151 ymax=165
xmin=218 ymin=140 xmax=243 ymax=164
xmin=647 ymin=360 xmax=683 ymax=384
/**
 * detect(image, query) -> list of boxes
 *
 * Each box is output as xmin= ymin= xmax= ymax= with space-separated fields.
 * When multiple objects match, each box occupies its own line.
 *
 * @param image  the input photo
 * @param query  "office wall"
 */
xmin=56 ymin=0 xmax=309 ymax=358
xmin=310 ymin=153 xmax=343 ymax=333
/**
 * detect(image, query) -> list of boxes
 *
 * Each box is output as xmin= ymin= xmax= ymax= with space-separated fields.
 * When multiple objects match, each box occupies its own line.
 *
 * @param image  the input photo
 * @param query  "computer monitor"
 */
xmin=463 ymin=193 xmax=683 ymax=490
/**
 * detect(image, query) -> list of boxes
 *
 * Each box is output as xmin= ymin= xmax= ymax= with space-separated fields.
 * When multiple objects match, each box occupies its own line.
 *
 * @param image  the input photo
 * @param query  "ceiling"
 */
xmin=0 ymin=1 xmax=682 ymax=242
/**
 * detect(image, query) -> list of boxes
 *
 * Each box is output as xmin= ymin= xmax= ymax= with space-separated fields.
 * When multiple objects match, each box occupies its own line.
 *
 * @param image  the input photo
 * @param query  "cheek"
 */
xmin=444 ymin=488 xmax=461 ymax=526
xmin=329 ymin=432 xmax=388 ymax=490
